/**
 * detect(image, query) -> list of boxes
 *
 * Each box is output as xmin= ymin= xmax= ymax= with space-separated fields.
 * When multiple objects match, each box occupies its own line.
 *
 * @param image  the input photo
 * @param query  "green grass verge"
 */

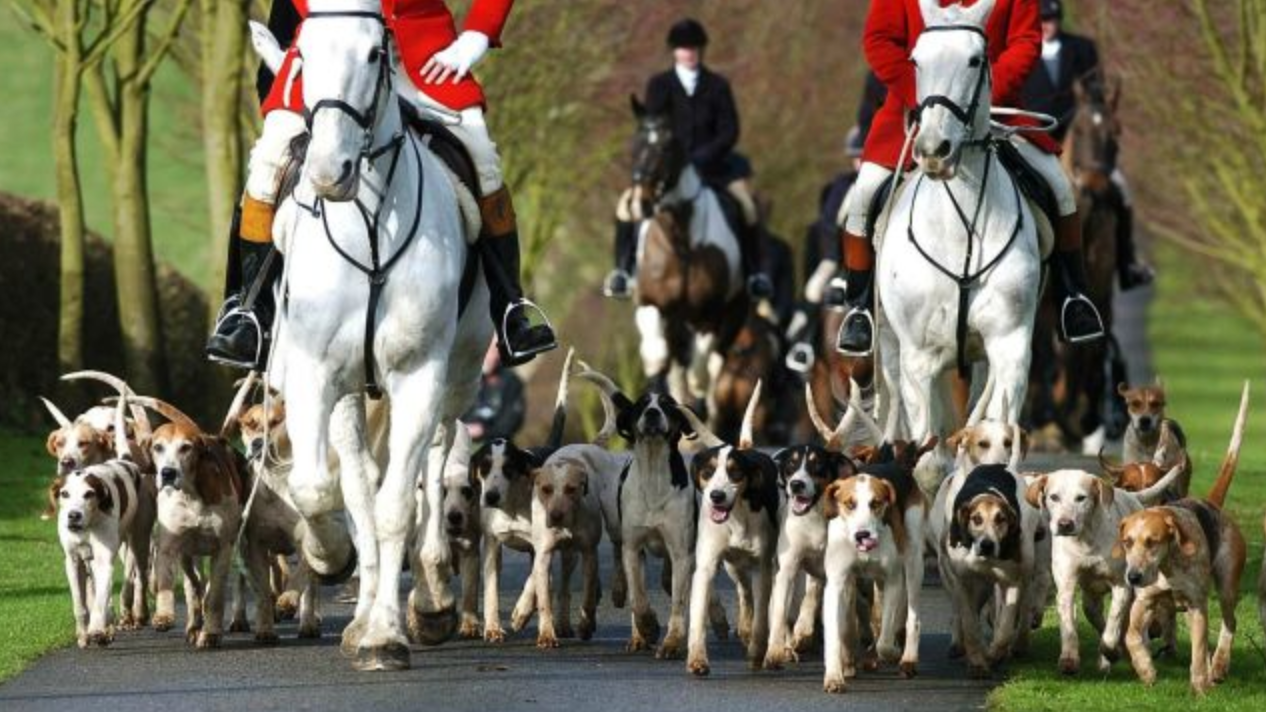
xmin=988 ymin=243 xmax=1266 ymax=709
xmin=0 ymin=434 xmax=75 ymax=682
xmin=0 ymin=20 xmax=211 ymax=289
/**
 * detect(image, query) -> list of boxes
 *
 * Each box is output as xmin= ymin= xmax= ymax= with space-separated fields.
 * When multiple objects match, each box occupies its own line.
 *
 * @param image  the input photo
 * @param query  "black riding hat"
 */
xmin=1039 ymin=0 xmax=1064 ymax=20
xmin=667 ymin=18 xmax=708 ymax=49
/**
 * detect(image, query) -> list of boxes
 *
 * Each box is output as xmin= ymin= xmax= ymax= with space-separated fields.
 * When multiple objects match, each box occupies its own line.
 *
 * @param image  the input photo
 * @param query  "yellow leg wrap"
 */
xmin=478 ymin=186 xmax=517 ymax=238
xmin=240 ymin=196 xmax=276 ymax=244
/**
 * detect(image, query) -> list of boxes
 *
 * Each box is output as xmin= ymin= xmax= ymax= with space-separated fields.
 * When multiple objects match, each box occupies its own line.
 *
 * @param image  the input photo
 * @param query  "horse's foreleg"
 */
xmin=358 ymin=359 xmax=448 ymax=671
xmin=897 ymin=353 xmax=937 ymax=441
xmin=286 ymin=366 xmax=354 ymax=584
xmin=328 ymin=394 xmax=380 ymax=656
xmin=635 ymin=306 xmax=670 ymax=380
xmin=985 ymin=332 xmax=1033 ymax=425
xmin=408 ymin=422 xmax=459 ymax=646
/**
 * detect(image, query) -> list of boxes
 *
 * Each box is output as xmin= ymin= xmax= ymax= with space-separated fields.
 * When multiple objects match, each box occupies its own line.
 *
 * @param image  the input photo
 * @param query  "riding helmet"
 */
xmin=1039 ymin=0 xmax=1064 ymax=21
xmin=667 ymin=19 xmax=709 ymax=49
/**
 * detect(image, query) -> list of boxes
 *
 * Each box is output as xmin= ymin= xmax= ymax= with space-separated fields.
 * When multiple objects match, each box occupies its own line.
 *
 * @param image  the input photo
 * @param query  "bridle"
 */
xmin=300 ymin=11 xmax=396 ymax=160
xmin=912 ymin=25 xmax=992 ymax=145
xmin=631 ymin=119 xmax=688 ymax=209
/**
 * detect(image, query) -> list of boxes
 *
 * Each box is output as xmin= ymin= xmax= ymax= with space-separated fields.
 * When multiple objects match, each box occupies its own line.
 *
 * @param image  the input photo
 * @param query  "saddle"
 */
xmin=708 ymin=184 xmax=752 ymax=249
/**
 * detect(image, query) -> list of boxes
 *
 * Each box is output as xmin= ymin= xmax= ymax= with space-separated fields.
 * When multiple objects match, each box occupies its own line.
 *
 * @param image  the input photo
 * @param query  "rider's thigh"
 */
xmin=246 ymin=110 xmax=307 ymax=203
xmin=399 ymin=83 xmax=504 ymax=195
xmin=1110 ymin=168 xmax=1133 ymax=207
xmin=839 ymin=162 xmax=894 ymax=236
xmin=1009 ymin=136 xmax=1077 ymax=217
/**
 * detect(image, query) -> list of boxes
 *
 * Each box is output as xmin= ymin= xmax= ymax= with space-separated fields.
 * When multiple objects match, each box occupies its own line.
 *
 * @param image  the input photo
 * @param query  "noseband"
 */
xmin=913 ymin=25 xmax=991 ymax=141
xmin=301 ymin=11 xmax=393 ymax=159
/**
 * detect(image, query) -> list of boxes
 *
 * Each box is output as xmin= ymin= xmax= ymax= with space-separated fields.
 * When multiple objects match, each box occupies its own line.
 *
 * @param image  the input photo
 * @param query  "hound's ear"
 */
xmin=1019 ymin=429 xmax=1031 ymax=458
xmin=1024 ymin=475 xmax=1047 ymax=509
xmin=949 ymin=503 xmax=973 ymax=548
xmin=1166 ymin=514 xmax=1198 ymax=557
xmin=821 ymin=481 xmax=843 ymax=519
xmin=674 ymin=406 xmax=697 ymax=440
xmin=946 ymin=429 xmax=968 ymax=451
xmin=616 ymin=404 xmax=637 ymax=442
xmin=1111 ymin=521 xmax=1127 ymax=559
xmin=47 ymin=477 xmax=64 ymax=512
xmin=46 ymin=431 xmax=61 ymax=457
xmin=876 ymin=478 xmax=898 ymax=506
xmin=1094 ymin=477 xmax=1114 ymax=508
xmin=833 ymin=453 xmax=859 ymax=480
xmin=917 ymin=435 xmax=939 ymax=459
xmin=690 ymin=450 xmax=716 ymax=491
xmin=630 ymin=94 xmax=646 ymax=119
xmin=1117 ymin=383 xmax=1130 ymax=396
xmin=94 ymin=479 xmax=114 ymax=514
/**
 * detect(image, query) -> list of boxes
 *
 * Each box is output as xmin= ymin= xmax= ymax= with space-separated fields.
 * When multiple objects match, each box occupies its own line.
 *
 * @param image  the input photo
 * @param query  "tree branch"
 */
xmin=135 ymin=0 xmax=193 ymax=86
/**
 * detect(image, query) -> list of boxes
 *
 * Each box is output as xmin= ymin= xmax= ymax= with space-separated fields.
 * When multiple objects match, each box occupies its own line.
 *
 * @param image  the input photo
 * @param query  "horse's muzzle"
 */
xmin=310 ymin=159 xmax=359 ymax=202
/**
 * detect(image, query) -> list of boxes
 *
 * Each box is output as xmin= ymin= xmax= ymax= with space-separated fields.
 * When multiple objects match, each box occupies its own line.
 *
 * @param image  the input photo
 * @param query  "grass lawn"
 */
xmin=0 ymin=20 xmax=212 ymax=289
xmin=0 ymin=434 xmax=75 ymax=681
xmin=988 ymin=243 xmax=1266 ymax=710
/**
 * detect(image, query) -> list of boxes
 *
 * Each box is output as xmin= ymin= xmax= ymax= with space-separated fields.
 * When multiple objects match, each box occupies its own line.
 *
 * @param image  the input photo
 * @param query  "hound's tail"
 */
xmin=1207 ymin=380 xmax=1250 ymax=509
xmin=545 ymin=348 xmax=576 ymax=452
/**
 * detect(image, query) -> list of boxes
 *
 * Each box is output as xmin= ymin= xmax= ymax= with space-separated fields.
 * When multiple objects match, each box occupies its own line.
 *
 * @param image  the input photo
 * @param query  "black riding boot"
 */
xmin=206 ymin=233 xmax=279 ymax=371
xmin=1052 ymin=213 xmax=1106 ymax=343
xmin=741 ymin=226 xmax=773 ymax=299
xmin=480 ymin=233 xmax=557 ymax=366
xmin=835 ymin=231 xmax=876 ymax=356
xmin=603 ymin=219 xmax=637 ymax=299
xmin=1114 ymin=203 xmax=1154 ymax=290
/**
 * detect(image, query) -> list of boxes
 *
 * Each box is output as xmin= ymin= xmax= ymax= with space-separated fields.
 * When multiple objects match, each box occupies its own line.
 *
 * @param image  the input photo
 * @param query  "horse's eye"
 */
xmin=368 ymin=48 xmax=381 ymax=64
xmin=968 ymin=55 xmax=983 ymax=68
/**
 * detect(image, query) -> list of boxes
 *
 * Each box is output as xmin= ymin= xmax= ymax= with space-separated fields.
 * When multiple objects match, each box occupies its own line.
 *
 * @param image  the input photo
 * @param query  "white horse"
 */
xmin=271 ymin=1 xmax=491 ymax=671
xmin=876 ymin=0 xmax=1041 ymax=441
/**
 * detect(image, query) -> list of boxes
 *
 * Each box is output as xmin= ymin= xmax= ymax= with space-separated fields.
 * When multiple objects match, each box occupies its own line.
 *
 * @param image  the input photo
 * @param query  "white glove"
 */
xmin=421 ymin=31 xmax=490 ymax=85
xmin=248 ymin=20 xmax=286 ymax=74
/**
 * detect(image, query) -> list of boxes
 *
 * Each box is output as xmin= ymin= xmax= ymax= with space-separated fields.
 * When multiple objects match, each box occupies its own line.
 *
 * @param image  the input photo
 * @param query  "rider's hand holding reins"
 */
xmin=421 ymin=31 xmax=490 ymax=85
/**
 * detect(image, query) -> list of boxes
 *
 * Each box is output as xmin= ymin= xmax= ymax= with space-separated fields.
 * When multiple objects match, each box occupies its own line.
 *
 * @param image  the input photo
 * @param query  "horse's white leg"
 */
xmin=285 ymin=361 xmax=355 ymax=585
xmin=984 ymin=331 xmax=1033 ymax=424
xmin=689 ymin=333 xmax=717 ymax=403
xmin=408 ymin=423 xmax=459 ymax=646
xmin=328 ymin=394 xmax=381 ymax=656
xmin=358 ymin=358 xmax=448 ymax=670
xmin=898 ymin=351 xmax=938 ymax=441
xmin=635 ymin=306 xmax=670 ymax=380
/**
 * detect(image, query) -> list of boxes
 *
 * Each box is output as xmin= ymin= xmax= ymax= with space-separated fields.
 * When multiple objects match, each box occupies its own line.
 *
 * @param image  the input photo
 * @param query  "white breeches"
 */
xmin=838 ymin=136 xmax=1078 ymax=237
xmin=246 ymin=110 xmax=308 ymax=204
xmin=394 ymin=66 xmax=504 ymax=196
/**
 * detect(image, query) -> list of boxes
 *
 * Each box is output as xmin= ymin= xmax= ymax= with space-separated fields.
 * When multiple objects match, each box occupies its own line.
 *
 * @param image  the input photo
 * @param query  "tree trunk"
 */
xmin=52 ymin=0 xmax=85 ymax=372
xmin=202 ymin=0 xmax=249 ymax=307
xmin=109 ymin=17 xmax=168 ymax=395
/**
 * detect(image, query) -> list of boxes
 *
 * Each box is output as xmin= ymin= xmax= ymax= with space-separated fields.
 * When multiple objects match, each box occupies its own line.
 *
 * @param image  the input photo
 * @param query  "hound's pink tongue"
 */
xmin=710 ymin=506 xmax=731 ymax=524
xmin=792 ymin=496 xmax=813 ymax=514
xmin=856 ymin=537 xmax=879 ymax=553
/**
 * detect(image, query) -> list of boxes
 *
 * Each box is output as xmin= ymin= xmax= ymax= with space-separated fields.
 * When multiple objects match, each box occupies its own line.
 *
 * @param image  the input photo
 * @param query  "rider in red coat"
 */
xmin=208 ymin=0 xmax=557 ymax=370
xmin=835 ymin=0 xmax=1104 ymax=356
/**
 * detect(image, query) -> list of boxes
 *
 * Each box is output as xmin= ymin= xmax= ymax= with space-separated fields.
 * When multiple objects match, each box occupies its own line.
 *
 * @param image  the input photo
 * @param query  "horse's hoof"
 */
xmin=352 ymin=643 xmax=411 ymax=672
xmin=341 ymin=620 xmax=367 ymax=657
xmin=86 ymin=631 xmax=113 ymax=648
xmin=898 ymin=661 xmax=918 ymax=679
xmin=152 ymin=614 xmax=174 ymax=632
xmin=688 ymin=658 xmax=711 ymax=677
xmin=311 ymin=547 xmax=358 ymax=586
xmin=408 ymin=607 xmax=458 ymax=647
xmin=824 ymin=677 xmax=847 ymax=694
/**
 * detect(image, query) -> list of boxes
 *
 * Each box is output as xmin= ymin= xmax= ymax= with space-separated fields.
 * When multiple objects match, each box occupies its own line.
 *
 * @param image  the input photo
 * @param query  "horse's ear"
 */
xmin=630 ymin=94 xmax=646 ymax=120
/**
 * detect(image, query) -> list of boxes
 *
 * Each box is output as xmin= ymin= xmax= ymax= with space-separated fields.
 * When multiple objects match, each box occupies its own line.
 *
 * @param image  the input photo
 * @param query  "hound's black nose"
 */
xmin=446 ymin=511 xmax=464 ymax=526
xmin=978 ymin=540 xmax=996 ymax=557
xmin=67 ymin=511 xmax=83 ymax=523
xmin=709 ymin=490 xmax=727 ymax=505
xmin=789 ymin=480 xmax=807 ymax=495
xmin=1126 ymin=571 xmax=1144 ymax=586
xmin=483 ymin=490 xmax=501 ymax=507
xmin=854 ymin=530 xmax=872 ymax=544
xmin=59 ymin=457 xmax=76 ymax=470
xmin=549 ymin=510 xmax=565 ymax=526
xmin=160 ymin=468 xmax=179 ymax=487
xmin=1056 ymin=519 xmax=1075 ymax=535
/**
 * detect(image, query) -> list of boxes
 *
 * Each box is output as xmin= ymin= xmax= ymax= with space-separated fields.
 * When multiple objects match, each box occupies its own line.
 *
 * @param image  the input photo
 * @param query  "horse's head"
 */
xmin=1069 ymin=76 xmax=1121 ymax=196
xmin=629 ymin=95 xmax=686 ymax=204
xmin=297 ymin=2 xmax=390 ymax=201
xmin=911 ymin=0 xmax=996 ymax=180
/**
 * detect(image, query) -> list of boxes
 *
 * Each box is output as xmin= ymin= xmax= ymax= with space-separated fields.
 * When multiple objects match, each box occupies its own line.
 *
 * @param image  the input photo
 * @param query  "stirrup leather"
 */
xmin=1059 ymin=294 xmax=1106 ymax=344
xmin=208 ymin=305 xmax=268 ymax=370
xmin=785 ymin=342 xmax=816 ymax=375
xmin=501 ymin=299 xmax=558 ymax=361
xmin=836 ymin=307 xmax=876 ymax=358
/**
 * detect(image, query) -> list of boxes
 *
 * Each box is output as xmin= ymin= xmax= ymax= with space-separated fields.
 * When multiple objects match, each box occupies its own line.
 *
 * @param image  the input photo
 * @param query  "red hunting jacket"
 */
xmin=862 ymin=0 xmax=1059 ymax=168
xmin=262 ymin=0 xmax=513 ymax=116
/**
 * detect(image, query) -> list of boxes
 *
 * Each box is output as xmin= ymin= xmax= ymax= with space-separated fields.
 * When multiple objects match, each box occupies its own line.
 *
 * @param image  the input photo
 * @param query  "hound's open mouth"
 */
xmin=855 ymin=535 xmax=879 ymax=553
xmin=67 ymin=522 xmax=85 ymax=533
xmin=791 ymin=495 xmax=814 ymax=515
xmin=709 ymin=504 xmax=732 ymax=524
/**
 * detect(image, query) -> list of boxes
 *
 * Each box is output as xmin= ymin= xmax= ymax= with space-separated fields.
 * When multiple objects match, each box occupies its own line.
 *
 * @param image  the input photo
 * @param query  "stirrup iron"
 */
xmin=501 ymin=299 xmax=558 ymax=361
xmin=785 ymin=342 xmax=816 ymax=375
xmin=1060 ymin=295 xmax=1106 ymax=344
xmin=207 ymin=306 xmax=268 ymax=371
xmin=836 ymin=307 xmax=876 ymax=358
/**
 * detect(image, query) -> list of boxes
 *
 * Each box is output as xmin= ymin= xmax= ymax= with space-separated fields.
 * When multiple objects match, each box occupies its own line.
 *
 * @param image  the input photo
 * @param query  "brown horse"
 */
xmin=1028 ymin=77 xmax=1124 ymax=448
xmin=625 ymin=97 xmax=762 ymax=441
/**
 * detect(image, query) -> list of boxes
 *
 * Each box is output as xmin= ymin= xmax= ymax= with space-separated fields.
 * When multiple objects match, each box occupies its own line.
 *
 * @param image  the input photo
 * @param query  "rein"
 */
xmin=299 ymin=11 xmax=423 ymax=399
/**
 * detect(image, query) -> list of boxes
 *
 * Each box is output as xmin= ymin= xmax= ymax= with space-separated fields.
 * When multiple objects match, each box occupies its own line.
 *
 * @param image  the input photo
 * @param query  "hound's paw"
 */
xmin=823 ymin=676 xmax=847 ymax=694
xmin=1059 ymin=656 xmax=1080 ymax=676
xmin=877 ymin=643 xmax=901 ymax=664
xmin=861 ymin=655 xmax=880 ymax=672
xmin=791 ymin=631 xmax=815 ymax=654
xmin=195 ymin=632 xmax=222 ymax=649
xmin=687 ymin=657 xmax=711 ymax=677
xmin=76 ymin=635 xmax=89 ymax=649
xmin=656 ymin=635 xmax=685 ymax=660
xmin=763 ymin=647 xmax=795 ymax=671
xmin=86 ymin=630 xmax=113 ymax=648
xmin=297 ymin=622 xmax=321 ymax=639
xmin=634 ymin=611 xmax=661 ymax=643
xmin=229 ymin=618 xmax=251 ymax=634
xmin=843 ymin=663 xmax=858 ymax=679
xmin=626 ymin=635 xmax=652 ymax=653
xmin=185 ymin=627 xmax=202 ymax=645
xmin=536 ymin=632 xmax=560 ymax=649
xmin=483 ymin=625 xmax=507 ymax=644
xmin=898 ymin=661 xmax=918 ymax=679
xmin=986 ymin=645 xmax=1012 ymax=666
xmin=1211 ymin=656 xmax=1231 ymax=683
xmin=118 ymin=612 xmax=138 ymax=631
xmin=458 ymin=618 xmax=482 ymax=639
xmin=1098 ymin=640 xmax=1123 ymax=664
xmin=510 ymin=608 xmax=534 ymax=633
xmin=151 ymin=613 xmax=175 ymax=632
xmin=254 ymin=630 xmax=280 ymax=646
xmin=1191 ymin=674 xmax=1212 ymax=696
xmin=276 ymin=592 xmax=300 ymax=620
xmin=1137 ymin=667 xmax=1157 ymax=687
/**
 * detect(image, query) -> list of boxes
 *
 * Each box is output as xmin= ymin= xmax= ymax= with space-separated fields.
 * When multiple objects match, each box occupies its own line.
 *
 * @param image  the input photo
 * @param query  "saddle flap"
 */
xmin=400 ymin=101 xmax=482 ymax=243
